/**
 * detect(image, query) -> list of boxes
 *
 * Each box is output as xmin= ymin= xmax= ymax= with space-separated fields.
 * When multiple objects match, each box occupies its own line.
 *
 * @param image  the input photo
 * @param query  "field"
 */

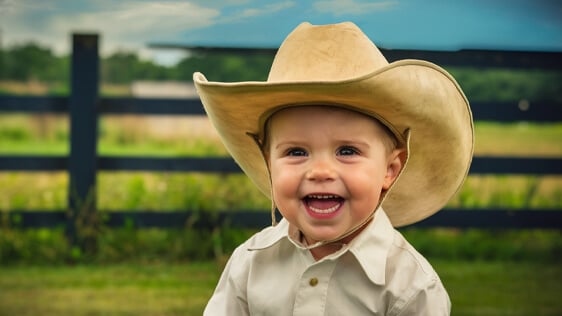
xmin=1 ymin=81 xmax=561 ymax=315
xmin=0 ymin=114 xmax=561 ymax=211
xmin=0 ymin=260 xmax=560 ymax=315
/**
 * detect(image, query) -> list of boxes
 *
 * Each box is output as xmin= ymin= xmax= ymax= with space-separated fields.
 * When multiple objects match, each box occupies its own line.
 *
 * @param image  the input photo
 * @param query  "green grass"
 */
xmin=0 ymin=262 xmax=219 ymax=315
xmin=0 ymin=260 xmax=560 ymax=315
xmin=1 ymin=225 xmax=559 ymax=265
xmin=435 ymin=260 xmax=562 ymax=316
xmin=474 ymin=122 xmax=562 ymax=157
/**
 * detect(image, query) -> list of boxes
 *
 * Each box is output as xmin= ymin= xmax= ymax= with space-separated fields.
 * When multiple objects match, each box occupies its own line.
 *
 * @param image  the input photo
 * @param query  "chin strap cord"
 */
xmin=246 ymin=131 xmax=278 ymax=227
xmin=271 ymin=201 xmax=278 ymax=227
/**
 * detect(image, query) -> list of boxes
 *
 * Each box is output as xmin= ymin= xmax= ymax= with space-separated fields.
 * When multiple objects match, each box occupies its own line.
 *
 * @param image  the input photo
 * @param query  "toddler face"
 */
xmin=266 ymin=106 xmax=403 ymax=245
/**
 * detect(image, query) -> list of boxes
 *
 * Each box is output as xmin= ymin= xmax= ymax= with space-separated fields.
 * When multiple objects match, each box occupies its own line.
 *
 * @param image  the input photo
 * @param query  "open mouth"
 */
xmin=304 ymin=194 xmax=344 ymax=214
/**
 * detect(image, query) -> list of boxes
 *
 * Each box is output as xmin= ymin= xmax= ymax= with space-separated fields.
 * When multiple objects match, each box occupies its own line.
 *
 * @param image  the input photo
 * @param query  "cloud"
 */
xmin=49 ymin=2 xmax=219 ymax=53
xmin=0 ymin=0 xmax=51 ymax=15
xmin=239 ymin=2 xmax=294 ymax=18
xmin=0 ymin=0 xmax=299 ymax=65
xmin=313 ymin=0 xmax=397 ymax=16
xmin=0 ymin=0 xmax=16 ymax=14
xmin=1 ymin=0 xmax=59 ymax=48
xmin=1 ymin=0 xmax=219 ymax=59
xmin=218 ymin=1 xmax=295 ymax=22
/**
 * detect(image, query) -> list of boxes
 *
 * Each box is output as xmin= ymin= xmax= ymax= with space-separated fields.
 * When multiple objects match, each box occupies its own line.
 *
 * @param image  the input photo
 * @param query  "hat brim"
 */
xmin=194 ymin=59 xmax=473 ymax=227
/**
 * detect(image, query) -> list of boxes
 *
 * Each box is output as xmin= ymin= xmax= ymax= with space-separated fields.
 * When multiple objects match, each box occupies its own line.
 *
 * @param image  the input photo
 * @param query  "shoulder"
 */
xmin=387 ymin=230 xmax=438 ymax=283
xmin=204 ymin=222 xmax=297 ymax=316
xmin=224 ymin=221 xmax=291 ymax=278
xmin=385 ymin=230 xmax=451 ymax=314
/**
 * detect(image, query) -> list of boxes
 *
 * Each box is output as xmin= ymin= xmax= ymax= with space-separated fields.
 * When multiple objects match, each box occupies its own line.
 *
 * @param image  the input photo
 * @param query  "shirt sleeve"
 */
xmin=203 ymin=246 xmax=250 ymax=316
xmin=394 ymin=277 xmax=451 ymax=316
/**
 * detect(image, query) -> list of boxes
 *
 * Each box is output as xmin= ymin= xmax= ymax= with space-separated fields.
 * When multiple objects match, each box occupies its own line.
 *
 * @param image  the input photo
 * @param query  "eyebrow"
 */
xmin=273 ymin=140 xmax=305 ymax=150
xmin=334 ymin=139 xmax=371 ymax=149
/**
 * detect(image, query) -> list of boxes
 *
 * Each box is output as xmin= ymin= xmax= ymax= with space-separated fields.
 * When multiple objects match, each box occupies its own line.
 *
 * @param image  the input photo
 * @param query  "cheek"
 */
xmin=345 ymin=164 xmax=386 ymax=199
xmin=269 ymin=167 xmax=303 ymax=219
xmin=349 ymin=174 xmax=381 ymax=196
xmin=347 ymin=178 xmax=384 ymax=219
xmin=269 ymin=161 xmax=298 ymax=196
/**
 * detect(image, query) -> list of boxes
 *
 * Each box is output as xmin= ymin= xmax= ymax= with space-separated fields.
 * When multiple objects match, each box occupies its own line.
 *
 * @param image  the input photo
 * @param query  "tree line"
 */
xmin=1 ymin=41 xmax=561 ymax=102
xmin=0 ymin=42 xmax=274 ymax=84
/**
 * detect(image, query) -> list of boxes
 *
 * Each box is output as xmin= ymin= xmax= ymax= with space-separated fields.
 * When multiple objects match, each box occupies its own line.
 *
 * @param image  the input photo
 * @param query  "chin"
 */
xmin=303 ymin=228 xmax=345 ymax=243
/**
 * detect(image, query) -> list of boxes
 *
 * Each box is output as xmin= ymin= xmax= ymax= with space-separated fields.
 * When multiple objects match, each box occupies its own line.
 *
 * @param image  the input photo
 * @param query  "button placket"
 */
xmin=292 ymin=261 xmax=337 ymax=316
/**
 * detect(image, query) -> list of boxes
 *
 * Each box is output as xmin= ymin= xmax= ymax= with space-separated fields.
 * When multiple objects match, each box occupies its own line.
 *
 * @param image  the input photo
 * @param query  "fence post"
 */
xmin=66 ymin=33 xmax=100 ymax=256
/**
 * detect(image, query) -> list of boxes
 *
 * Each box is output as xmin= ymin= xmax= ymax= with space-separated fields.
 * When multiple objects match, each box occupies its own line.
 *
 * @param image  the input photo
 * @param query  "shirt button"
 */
xmin=309 ymin=277 xmax=319 ymax=287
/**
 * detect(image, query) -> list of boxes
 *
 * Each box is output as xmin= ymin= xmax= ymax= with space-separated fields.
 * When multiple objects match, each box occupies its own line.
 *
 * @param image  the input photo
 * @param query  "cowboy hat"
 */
xmin=193 ymin=21 xmax=473 ymax=227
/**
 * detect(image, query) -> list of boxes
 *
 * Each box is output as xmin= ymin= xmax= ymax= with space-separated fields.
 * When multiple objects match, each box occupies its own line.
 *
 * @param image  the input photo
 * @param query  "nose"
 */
xmin=305 ymin=157 xmax=336 ymax=182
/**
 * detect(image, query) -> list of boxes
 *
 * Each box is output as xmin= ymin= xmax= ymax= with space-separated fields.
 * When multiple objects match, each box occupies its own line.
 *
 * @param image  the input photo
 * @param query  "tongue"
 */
xmin=307 ymin=198 xmax=340 ymax=211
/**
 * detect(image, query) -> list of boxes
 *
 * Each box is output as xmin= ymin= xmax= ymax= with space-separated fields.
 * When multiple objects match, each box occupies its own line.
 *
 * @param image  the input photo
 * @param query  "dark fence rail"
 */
xmin=1 ymin=34 xmax=561 ymax=239
xmin=7 ymin=209 xmax=562 ymax=230
xmin=2 ymin=96 xmax=561 ymax=122
xmin=2 ymin=156 xmax=562 ymax=175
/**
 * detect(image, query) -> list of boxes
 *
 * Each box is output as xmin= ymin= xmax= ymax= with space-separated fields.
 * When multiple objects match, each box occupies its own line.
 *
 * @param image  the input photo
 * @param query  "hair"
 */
xmin=260 ymin=105 xmax=401 ymax=155
xmin=372 ymin=117 xmax=401 ymax=154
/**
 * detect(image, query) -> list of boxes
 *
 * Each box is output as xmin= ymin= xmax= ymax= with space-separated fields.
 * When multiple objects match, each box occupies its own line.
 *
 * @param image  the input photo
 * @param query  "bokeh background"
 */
xmin=1 ymin=1 xmax=561 ymax=315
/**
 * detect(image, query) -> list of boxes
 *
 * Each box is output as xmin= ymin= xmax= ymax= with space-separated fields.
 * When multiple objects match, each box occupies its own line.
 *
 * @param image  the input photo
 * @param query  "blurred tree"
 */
xmin=173 ymin=54 xmax=272 ymax=82
xmin=0 ymin=43 xmax=67 ymax=82
xmin=101 ymin=51 xmax=173 ymax=83
xmin=449 ymin=68 xmax=562 ymax=102
xmin=102 ymin=52 xmax=138 ymax=84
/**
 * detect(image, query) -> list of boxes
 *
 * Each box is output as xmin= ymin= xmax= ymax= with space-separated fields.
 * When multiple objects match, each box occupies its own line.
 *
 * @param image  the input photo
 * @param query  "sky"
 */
xmin=1 ymin=0 xmax=561 ymax=66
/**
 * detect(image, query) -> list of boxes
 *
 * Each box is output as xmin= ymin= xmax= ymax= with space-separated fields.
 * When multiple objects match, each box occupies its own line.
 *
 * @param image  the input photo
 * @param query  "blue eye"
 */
xmin=337 ymin=146 xmax=359 ymax=156
xmin=287 ymin=148 xmax=307 ymax=156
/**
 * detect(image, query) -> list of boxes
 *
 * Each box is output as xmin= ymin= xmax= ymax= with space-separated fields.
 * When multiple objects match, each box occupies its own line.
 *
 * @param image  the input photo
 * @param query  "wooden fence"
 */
xmin=1 ymin=34 xmax=561 ymax=249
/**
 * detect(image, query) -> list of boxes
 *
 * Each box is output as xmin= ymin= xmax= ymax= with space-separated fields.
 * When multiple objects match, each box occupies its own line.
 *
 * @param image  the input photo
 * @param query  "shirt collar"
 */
xmin=348 ymin=208 xmax=394 ymax=285
xmin=246 ymin=218 xmax=291 ymax=251
xmin=245 ymin=208 xmax=395 ymax=286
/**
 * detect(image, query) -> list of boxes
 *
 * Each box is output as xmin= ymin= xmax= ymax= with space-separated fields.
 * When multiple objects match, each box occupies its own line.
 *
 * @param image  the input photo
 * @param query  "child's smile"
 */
xmin=266 ymin=106 xmax=403 ymax=248
xmin=303 ymin=194 xmax=344 ymax=219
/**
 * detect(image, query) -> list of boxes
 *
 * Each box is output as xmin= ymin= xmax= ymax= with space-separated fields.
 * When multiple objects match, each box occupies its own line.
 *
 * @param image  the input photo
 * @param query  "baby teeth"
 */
xmin=306 ymin=195 xmax=342 ymax=214
xmin=308 ymin=203 xmax=341 ymax=214
xmin=308 ymin=194 xmax=338 ymax=199
xmin=309 ymin=204 xmax=340 ymax=214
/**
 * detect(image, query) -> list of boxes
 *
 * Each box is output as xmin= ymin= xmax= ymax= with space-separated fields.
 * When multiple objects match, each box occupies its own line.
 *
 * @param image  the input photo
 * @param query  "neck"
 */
xmin=309 ymin=243 xmax=344 ymax=261
xmin=304 ymin=218 xmax=372 ymax=261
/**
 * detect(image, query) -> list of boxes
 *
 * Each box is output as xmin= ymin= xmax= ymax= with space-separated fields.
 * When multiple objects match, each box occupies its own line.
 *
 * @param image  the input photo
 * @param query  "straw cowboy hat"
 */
xmin=193 ymin=21 xmax=473 ymax=227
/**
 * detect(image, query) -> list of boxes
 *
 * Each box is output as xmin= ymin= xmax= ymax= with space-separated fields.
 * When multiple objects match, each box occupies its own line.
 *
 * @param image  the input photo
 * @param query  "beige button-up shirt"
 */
xmin=204 ymin=209 xmax=450 ymax=315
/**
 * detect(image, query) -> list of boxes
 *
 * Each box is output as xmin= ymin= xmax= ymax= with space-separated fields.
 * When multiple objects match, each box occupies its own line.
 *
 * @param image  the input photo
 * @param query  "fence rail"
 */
xmin=1 ymin=34 xmax=561 ymax=244
xmin=1 ymin=155 xmax=561 ymax=175
xmin=6 ymin=209 xmax=562 ymax=230
xmin=2 ymin=95 xmax=561 ymax=122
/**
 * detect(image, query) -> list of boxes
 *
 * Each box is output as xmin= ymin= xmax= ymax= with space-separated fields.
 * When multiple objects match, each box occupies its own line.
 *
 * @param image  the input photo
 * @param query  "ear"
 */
xmin=383 ymin=148 xmax=406 ymax=190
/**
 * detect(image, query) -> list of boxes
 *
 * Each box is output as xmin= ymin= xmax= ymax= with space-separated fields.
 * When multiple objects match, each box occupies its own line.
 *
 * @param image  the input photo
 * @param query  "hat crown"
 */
xmin=268 ymin=22 xmax=389 ymax=82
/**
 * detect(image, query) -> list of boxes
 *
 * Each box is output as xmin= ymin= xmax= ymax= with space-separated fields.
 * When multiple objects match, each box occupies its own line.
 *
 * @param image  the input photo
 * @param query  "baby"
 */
xmin=194 ymin=21 xmax=473 ymax=315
